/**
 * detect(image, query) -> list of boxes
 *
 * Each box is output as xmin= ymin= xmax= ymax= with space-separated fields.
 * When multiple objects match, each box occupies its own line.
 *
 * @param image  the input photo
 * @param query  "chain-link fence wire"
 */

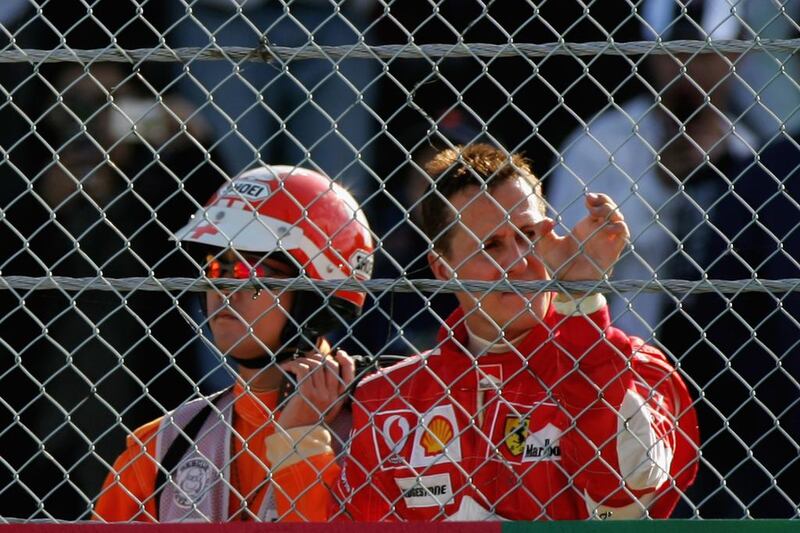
xmin=1 ymin=0 xmax=799 ymax=522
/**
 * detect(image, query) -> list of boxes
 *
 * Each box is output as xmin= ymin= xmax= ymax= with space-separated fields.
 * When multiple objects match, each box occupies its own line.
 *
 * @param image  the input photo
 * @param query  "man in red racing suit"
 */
xmin=264 ymin=144 xmax=699 ymax=520
xmin=329 ymin=298 xmax=698 ymax=520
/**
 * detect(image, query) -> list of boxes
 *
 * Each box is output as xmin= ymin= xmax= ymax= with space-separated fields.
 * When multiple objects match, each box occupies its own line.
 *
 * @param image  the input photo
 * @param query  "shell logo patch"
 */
xmin=409 ymin=405 xmax=462 ymax=467
xmin=421 ymin=415 xmax=454 ymax=456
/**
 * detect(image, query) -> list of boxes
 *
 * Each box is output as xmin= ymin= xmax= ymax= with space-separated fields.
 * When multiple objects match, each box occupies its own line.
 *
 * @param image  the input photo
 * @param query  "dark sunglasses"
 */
xmin=204 ymin=254 xmax=296 ymax=280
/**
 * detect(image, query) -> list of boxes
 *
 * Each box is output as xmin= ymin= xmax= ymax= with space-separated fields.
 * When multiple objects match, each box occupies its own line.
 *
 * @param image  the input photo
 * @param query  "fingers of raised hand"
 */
xmin=321 ymin=356 xmax=342 ymax=396
xmin=585 ymin=192 xmax=614 ymax=206
xmin=290 ymin=355 xmax=345 ymax=405
xmin=605 ymin=220 xmax=630 ymax=238
xmin=533 ymin=217 xmax=557 ymax=236
xmin=300 ymin=350 xmax=326 ymax=362
xmin=586 ymin=193 xmax=623 ymax=223
xmin=280 ymin=360 xmax=312 ymax=382
xmin=334 ymin=350 xmax=355 ymax=393
xmin=530 ymin=218 xmax=560 ymax=255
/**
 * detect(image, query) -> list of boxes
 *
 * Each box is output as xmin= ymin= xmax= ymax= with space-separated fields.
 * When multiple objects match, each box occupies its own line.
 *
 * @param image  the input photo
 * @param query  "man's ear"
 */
xmin=428 ymin=249 xmax=453 ymax=281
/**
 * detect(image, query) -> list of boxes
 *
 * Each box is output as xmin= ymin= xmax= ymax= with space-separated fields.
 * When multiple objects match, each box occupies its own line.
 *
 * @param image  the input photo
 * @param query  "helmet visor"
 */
xmin=174 ymin=205 xmax=305 ymax=254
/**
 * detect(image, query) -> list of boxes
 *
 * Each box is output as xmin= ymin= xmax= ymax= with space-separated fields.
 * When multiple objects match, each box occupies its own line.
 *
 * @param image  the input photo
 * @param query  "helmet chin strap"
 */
xmin=229 ymin=354 xmax=274 ymax=369
xmin=228 ymin=349 xmax=296 ymax=369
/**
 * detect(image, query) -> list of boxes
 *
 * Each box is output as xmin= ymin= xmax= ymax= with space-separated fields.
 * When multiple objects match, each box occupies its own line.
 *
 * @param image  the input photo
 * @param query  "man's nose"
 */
xmin=504 ymin=240 xmax=530 ymax=275
xmin=208 ymin=288 xmax=244 ymax=305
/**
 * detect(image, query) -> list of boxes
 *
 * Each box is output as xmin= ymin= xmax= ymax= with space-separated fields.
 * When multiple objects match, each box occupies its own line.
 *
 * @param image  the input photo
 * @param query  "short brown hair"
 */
xmin=420 ymin=143 xmax=544 ymax=253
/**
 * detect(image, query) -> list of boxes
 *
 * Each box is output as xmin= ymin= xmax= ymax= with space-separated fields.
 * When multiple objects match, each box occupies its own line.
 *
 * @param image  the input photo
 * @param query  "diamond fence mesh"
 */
xmin=0 ymin=0 xmax=799 ymax=523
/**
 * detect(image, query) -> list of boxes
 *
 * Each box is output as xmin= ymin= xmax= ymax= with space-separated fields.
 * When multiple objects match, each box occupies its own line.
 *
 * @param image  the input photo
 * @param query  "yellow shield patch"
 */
xmin=504 ymin=416 xmax=530 ymax=457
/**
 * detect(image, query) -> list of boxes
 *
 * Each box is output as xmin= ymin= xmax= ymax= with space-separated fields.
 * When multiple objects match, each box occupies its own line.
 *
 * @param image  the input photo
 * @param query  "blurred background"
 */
xmin=0 ymin=0 xmax=799 ymax=520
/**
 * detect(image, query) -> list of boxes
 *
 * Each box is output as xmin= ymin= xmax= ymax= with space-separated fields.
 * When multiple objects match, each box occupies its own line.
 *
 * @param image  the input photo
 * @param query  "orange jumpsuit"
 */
xmin=94 ymin=383 xmax=339 ymax=522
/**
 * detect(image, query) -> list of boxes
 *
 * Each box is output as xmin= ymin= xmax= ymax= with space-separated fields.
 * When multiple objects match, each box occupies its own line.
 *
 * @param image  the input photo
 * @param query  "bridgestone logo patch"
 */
xmin=395 ymin=473 xmax=453 ymax=508
xmin=405 ymin=484 xmax=448 ymax=497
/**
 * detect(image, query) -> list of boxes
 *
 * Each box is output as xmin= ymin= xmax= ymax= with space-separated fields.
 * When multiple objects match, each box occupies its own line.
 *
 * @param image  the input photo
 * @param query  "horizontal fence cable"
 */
xmin=0 ymin=276 xmax=799 ymax=295
xmin=0 ymin=39 xmax=798 ymax=64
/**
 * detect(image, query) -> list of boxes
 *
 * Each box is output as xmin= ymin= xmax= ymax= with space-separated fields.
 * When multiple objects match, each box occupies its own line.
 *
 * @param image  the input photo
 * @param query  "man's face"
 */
xmin=205 ymin=250 xmax=295 ymax=359
xmin=651 ymin=53 xmax=733 ymax=121
xmin=429 ymin=177 xmax=549 ymax=340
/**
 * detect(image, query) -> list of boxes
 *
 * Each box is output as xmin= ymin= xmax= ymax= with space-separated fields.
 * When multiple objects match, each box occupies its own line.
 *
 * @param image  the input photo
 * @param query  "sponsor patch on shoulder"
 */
xmin=395 ymin=473 xmax=453 ymax=508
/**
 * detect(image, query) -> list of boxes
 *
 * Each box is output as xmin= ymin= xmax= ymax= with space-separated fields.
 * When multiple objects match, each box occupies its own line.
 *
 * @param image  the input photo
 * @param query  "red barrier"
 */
xmin=0 ymin=524 xmax=501 ymax=533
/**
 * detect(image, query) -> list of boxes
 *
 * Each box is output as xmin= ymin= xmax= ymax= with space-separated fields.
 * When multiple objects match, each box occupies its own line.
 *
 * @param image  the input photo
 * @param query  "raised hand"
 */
xmin=275 ymin=349 xmax=355 ymax=430
xmin=534 ymin=193 xmax=629 ymax=281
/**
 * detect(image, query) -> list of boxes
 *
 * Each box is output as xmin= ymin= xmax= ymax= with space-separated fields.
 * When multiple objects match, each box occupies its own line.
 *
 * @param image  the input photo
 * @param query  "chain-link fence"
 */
xmin=1 ymin=0 xmax=799 ymax=523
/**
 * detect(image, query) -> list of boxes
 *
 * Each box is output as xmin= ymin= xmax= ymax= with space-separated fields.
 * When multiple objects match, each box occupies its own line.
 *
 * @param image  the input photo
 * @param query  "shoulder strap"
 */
xmin=154 ymin=389 xmax=231 ymax=520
